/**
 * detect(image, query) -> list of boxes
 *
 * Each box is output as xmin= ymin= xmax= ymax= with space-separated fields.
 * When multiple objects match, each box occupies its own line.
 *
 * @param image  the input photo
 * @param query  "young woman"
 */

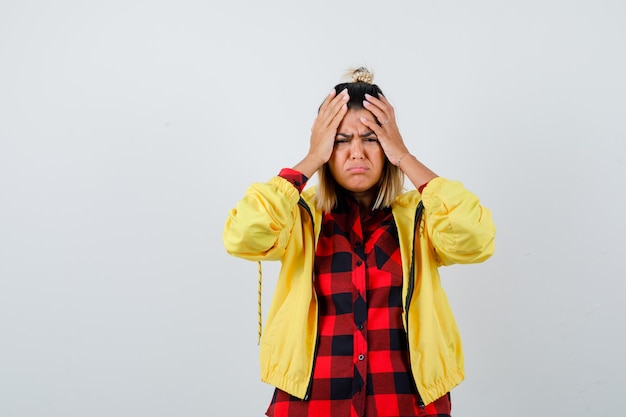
xmin=223 ymin=67 xmax=496 ymax=417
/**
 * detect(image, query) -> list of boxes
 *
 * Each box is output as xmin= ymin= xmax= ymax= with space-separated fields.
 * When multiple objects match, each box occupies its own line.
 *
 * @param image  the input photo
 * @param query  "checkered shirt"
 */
xmin=266 ymin=170 xmax=451 ymax=417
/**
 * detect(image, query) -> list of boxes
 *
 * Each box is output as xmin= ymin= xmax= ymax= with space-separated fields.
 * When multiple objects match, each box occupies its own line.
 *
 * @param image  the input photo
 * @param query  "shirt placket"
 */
xmin=350 ymin=210 xmax=368 ymax=416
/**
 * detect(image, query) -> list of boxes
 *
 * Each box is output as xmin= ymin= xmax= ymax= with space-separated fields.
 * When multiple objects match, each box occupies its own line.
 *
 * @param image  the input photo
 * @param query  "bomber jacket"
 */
xmin=223 ymin=175 xmax=495 ymax=405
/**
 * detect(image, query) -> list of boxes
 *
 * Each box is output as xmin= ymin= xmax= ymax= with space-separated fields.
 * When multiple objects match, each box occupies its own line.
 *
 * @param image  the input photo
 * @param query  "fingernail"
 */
xmin=363 ymin=100 xmax=369 ymax=106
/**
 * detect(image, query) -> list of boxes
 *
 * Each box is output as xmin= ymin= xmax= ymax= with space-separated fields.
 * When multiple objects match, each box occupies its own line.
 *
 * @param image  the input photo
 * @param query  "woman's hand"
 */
xmin=361 ymin=93 xmax=438 ymax=189
xmin=294 ymin=89 xmax=349 ymax=178
xmin=360 ymin=93 xmax=410 ymax=165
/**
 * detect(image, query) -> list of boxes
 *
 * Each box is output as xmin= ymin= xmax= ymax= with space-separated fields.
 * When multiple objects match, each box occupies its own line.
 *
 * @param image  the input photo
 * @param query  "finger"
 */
xmin=364 ymin=93 xmax=384 ymax=107
xmin=376 ymin=93 xmax=391 ymax=105
xmin=365 ymin=94 xmax=396 ymax=126
xmin=320 ymin=89 xmax=349 ymax=126
xmin=359 ymin=116 xmax=402 ymax=163
xmin=362 ymin=99 xmax=387 ymax=126
xmin=359 ymin=116 xmax=382 ymax=136
xmin=366 ymin=92 xmax=392 ymax=107
xmin=316 ymin=89 xmax=336 ymax=119
xmin=328 ymin=103 xmax=348 ymax=129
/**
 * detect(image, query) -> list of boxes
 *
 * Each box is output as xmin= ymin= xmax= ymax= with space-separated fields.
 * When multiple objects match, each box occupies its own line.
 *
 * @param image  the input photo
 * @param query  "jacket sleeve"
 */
xmin=421 ymin=177 xmax=496 ymax=266
xmin=223 ymin=176 xmax=302 ymax=261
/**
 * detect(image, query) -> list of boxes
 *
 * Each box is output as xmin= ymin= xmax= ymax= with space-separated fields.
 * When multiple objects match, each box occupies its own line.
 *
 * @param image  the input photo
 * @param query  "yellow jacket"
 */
xmin=223 ymin=176 xmax=495 ymax=405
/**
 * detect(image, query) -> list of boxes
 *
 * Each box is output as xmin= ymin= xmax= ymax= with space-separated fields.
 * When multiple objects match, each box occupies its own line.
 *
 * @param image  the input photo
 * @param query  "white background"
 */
xmin=1 ymin=1 xmax=625 ymax=416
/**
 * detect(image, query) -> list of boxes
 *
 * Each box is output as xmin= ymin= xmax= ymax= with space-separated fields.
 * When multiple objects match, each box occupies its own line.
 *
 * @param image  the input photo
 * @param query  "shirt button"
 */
xmin=358 ymin=354 xmax=365 ymax=361
xmin=357 ymin=324 xmax=364 ymax=330
xmin=356 ymin=260 xmax=362 ymax=266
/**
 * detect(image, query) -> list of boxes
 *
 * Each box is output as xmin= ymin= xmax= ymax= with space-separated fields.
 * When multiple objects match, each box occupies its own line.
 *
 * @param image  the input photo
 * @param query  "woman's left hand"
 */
xmin=360 ymin=93 xmax=410 ymax=166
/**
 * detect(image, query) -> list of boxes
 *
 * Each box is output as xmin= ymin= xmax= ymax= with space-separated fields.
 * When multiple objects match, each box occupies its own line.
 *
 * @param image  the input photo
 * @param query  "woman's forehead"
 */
xmin=337 ymin=109 xmax=375 ymax=128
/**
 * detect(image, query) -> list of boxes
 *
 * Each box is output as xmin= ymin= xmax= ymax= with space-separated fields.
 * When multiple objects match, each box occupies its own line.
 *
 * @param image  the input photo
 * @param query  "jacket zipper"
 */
xmin=404 ymin=201 xmax=425 ymax=407
xmin=298 ymin=197 xmax=317 ymax=401
xmin=404 ymin=201 xmax=423 ymax=328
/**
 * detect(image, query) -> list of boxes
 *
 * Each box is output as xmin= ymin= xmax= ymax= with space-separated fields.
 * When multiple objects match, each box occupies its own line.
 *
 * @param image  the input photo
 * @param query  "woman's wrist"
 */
xmin=394 ymin=153 xmax=438 ymax=189
xmin=395 ymin=153 xmax=412 ymax=168
xmin=294 ymin=153 xmax=325 ymax=178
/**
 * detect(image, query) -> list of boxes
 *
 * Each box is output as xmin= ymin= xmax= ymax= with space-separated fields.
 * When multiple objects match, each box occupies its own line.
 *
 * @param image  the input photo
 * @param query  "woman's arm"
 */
xmin=421 ymin=177 xmax=496 ymax=265
xmin=224 ymin=89 xmax=350 ymax=260
xmin=223 ymin=176 xmax=302 ymax=261
xmin=293 ymin=88 xmax=350 ymax=178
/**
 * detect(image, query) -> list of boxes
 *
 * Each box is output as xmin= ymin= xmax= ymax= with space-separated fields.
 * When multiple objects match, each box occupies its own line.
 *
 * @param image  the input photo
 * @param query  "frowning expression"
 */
xmin=328 ymin=109 xmax=386 ymax=199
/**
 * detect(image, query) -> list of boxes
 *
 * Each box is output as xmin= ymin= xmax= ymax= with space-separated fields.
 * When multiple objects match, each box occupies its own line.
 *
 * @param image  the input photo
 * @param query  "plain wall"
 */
xmin=1 ymin=1 xmax=625 ymax=416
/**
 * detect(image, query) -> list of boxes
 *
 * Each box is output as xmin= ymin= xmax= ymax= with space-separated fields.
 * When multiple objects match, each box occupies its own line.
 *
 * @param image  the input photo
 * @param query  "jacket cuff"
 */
xmin=278 ymin=168 xmax=309 ymax=193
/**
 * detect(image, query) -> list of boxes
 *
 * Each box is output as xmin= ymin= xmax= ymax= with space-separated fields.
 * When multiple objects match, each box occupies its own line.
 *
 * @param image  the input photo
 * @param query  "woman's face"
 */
xmin=328 ymin=108 xmax=386 ymax=203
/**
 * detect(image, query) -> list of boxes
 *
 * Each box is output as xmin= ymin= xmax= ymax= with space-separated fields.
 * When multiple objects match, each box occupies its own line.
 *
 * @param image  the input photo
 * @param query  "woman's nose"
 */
xmin=350 ymin=140 xmax=364 ymax=159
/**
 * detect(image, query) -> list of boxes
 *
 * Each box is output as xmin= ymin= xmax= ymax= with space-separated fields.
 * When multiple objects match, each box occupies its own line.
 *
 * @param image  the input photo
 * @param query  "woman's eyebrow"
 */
xmin=336 ymin=131 xmax=376 ymax=139
xmin=336 ymin=133 xmax=353 ymax=139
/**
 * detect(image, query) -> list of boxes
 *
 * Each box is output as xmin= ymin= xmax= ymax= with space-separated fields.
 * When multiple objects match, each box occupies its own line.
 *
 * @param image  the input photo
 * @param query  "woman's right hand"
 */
xmin=295 ymin=89 xmax=349 ymax=177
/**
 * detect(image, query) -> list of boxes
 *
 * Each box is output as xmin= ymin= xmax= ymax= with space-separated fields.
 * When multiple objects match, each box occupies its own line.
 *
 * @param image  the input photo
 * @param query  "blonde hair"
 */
xmin=315 ymin=67 xmax=405 ymax=212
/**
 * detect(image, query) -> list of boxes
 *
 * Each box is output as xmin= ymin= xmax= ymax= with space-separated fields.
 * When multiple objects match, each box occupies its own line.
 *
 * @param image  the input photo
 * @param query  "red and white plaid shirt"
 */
xmin=266 ymin=169 xmax=450 ymax=417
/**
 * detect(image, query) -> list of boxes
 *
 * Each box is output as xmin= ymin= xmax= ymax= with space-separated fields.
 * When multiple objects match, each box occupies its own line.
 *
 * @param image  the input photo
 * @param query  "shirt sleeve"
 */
xmin=278 ymin=168 xmax=309 ymax=193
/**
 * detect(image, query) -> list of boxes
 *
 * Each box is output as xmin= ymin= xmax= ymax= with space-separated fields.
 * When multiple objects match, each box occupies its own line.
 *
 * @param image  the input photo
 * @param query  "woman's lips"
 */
xmin=347 ymin=166 xmax=368 ymax=173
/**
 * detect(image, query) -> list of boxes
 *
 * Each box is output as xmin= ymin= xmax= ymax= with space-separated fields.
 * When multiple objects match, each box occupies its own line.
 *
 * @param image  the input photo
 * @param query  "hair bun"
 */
xmin=346 ymin=67 xmax=374 ymax=84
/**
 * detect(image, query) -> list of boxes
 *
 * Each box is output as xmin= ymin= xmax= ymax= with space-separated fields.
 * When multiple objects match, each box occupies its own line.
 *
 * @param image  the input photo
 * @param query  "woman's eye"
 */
xmin=365 ymin=137 xmax=379 ymax=143
xmin=334 ymin=139 xmax=349 ymax=145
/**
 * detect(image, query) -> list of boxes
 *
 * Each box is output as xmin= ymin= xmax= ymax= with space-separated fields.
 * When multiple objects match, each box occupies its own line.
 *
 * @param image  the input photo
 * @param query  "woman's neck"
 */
xmin=349 ymin=188 xmax=377 ymax=211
